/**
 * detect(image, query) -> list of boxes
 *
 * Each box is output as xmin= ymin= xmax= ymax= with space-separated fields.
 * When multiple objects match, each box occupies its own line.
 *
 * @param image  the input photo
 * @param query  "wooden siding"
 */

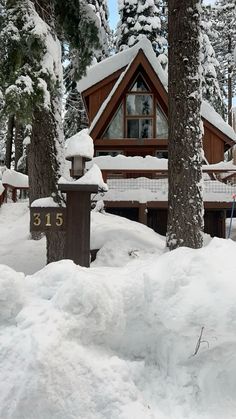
xmin=88 ymin=78 xmax=117 ymax=123
xmin=203 ymin=126 xmax=225 ymax=163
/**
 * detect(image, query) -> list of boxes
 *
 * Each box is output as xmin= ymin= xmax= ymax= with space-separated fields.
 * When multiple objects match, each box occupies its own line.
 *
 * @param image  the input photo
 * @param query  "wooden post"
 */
xmin=139 ymin=203 xmax=147 ymax=225
xmin=59 ymin=184 xmax=98 ymax=267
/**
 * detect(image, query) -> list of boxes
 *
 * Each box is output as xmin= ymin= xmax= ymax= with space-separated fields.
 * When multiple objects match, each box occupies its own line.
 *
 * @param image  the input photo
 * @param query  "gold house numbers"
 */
xmin=30 ymin=207 xmax=66 ymax=231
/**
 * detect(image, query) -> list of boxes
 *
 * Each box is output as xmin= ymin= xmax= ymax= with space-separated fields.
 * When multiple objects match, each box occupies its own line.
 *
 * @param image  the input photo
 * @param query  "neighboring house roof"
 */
xmin=78 ymin=38 xmax=236 ymax=144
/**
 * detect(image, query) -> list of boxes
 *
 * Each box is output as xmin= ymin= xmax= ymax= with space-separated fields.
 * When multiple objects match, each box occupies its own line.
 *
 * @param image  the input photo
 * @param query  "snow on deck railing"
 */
xmin=100 ymin=169 xmax=236 ymax=203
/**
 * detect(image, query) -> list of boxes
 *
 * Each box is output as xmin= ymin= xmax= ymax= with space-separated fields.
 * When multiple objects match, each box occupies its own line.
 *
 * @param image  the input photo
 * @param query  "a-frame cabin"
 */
xmin=78 ymin=38 xmax=236 ymax=239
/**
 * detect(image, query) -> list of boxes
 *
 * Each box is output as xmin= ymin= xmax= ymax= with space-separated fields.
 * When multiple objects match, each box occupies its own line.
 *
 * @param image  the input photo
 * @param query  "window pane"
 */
xmin=156 ymin=105 xmax=168 ymax=138
xmin=156 ymin=150 xmax=168 ymax=159
xmin=126 ymin=94 xmax=153 ymax=115
xmin=103 ymin=104 xmax=123 ymax=139
xmin=127 ymin=119 xmax=139 ymax=138
xmin=130 ymin=74 xmax=150 ymax=92
xmin=140 ymin=119 xmax=153 ymax=138
xmin=96 ymin=151 xmax=122 ymax=157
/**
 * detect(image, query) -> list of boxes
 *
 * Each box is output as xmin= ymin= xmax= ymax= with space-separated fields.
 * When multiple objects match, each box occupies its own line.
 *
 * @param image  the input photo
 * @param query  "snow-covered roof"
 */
xmin=0 ymin=180 xmax=4 ymax=195
xmin=88 ymin=155 xmax=236 ymax=172
xmin=77 ymin=38 xmax=168 ymax=93
xmin=79 ymin=38 xmax=236 ymax=144
xmin=2 ymin=169 xmax=28 ymax=188
xmin=65 ymin=129 xmax=94 ymax=160
xmin=201 ymin=101 xmax=236 ymax=143
xmin=87 ymin=155 xmax=168 ymax=171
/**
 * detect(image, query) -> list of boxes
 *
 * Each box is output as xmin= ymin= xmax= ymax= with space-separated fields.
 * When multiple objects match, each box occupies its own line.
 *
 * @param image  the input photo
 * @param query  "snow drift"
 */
xmin=1 ymin=238 xmax=236 ymax=419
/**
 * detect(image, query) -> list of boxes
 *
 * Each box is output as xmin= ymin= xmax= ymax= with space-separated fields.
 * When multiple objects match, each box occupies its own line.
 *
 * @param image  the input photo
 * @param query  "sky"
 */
xmin=107 ymin=0 xmax=216 ymax=29
xmin=108 ymin=0 xmax=119 ymax=30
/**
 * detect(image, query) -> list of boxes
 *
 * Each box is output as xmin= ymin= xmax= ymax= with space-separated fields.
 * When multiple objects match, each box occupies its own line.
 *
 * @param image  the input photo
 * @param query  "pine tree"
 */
xmin=117 ymin=0 xmax=167 ymax=67
xmin=88 ymin=0 xmax=111 ymax=60
xmin=63 ymin=88 xmax=88 ymax=139
xmin=0 ymin=0 xmax=66 ymax=261
xmin=56 ymin=0 xmax=110 ymax=139
xmin=167 ymin=0 xmax=204 ymax=250
xmin=209 ymin=0 xmax=236 ymax=125
xmin=200 ymin=10 xmax=225 ymax=117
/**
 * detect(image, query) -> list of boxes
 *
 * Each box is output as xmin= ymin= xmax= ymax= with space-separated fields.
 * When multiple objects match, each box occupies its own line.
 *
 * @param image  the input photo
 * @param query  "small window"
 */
xmin=103 ymin=104 xmax=123 ymax=139
xmin=156 ymin=150 xmax=168 ymax=159
xmin=96 ymin=150 xmax=123 ymax=157
xmin=130 ymin=74 xmax=150 ymax=92
xmin=156 ymin=105 xmax=168 ymax=139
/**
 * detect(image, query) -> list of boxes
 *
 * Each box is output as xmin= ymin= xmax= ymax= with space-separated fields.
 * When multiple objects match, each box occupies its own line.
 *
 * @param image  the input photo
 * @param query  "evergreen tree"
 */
xmin=60 ymin=0 xmax=110 ymax=138
xmin=200 ymin=10 xmax=225 ymax=117
xmin=88 ymin=0 xmax=111 ymax=60
xmin=116 ymin=0 xmax=167 ymax=68
xmin=0 ymin=0 xmax=66 ymax=261
xmin=63 ymin=87 xmax=88 ymax=139
xmin=209 ymin=0 xmax=236 ymax=125
xmin=167 ymin=0 xmax=203 ymax=250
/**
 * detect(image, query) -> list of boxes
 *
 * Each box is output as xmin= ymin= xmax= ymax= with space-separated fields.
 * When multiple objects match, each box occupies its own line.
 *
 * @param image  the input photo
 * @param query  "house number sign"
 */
xmin=30 ymin=207 xmax=66 ymax=231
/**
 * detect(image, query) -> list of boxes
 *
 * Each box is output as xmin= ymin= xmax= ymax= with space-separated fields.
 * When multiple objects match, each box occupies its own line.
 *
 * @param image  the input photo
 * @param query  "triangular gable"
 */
xmin=89 ymin=49 xmax=168 ymax=140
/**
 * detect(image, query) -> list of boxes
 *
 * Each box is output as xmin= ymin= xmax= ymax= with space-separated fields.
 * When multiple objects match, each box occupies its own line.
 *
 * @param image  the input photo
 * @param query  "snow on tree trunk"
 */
xmin=167 ymin=0 xmax=204 ymax=250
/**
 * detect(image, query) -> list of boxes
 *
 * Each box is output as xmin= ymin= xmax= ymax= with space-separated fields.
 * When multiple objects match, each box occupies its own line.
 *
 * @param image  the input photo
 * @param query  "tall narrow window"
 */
xmin=156 ymin=105 xmax=168 ymax=139
xmin=103 ymin=104 xmax=124 ymax=139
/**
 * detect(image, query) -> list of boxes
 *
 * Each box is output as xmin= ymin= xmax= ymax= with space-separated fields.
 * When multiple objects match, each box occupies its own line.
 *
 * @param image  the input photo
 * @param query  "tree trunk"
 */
xmin=5 ymin=115 xmax=14 ymax=168
xmin=14 ymin=118 xmax=24 ymax=170
xmin=167 ymin=0 xmax=204 ymax=250
xmin=227 ymin=35 xmax=233 ymax=127
xmin=28 ymin=107 xmax=65 ymax=261
xmin=28 ymin=0 xmax=65 ymax=263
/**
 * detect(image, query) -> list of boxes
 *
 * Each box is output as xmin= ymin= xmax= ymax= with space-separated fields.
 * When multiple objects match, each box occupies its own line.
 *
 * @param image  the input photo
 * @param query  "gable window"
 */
xmin=101 ymin=73 xmax=168 ymax=140
xmin=125 ymin=74 xmax=154 ymax=139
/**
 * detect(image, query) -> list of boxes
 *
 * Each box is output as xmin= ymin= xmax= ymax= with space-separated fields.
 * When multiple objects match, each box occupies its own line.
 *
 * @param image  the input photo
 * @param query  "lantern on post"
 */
xmin=59 ymin=129 xmax=105 ymax=267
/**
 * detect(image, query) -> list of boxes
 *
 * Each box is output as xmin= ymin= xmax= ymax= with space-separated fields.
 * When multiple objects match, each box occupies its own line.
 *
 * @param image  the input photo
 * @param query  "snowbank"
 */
xmin=1 ymin=239 xmax=236 ymax=418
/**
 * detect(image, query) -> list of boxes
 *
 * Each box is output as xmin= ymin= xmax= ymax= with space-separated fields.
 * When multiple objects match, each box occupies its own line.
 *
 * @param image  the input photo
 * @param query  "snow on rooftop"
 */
xmin=201 ymin=101 xmax=236 ymax=143
xmin=65 ymin=129 xmax=94 ymax=160
xmin=0 ymin=181 xmax=4 ymax=195
xmin=78 ymin=37 xmax=235 ymax=144
xmin=88 ymin=155 xmax=236 ymax=172
xmin=2 ymin=169 xmax=28 ymax=188
xmin=87 ymin=155 xmax=168 ymax=170
xmin=77 ymin=37 xmax=168 ymax=93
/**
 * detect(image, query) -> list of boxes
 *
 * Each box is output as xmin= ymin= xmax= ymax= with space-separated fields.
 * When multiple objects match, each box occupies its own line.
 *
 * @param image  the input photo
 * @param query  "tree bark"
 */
xmin=28 ymin=0 xmax=65 ymax=263
xmin=167 ymin=0 xmax=204 ymax=250
xmin=227 ymin=35 xmax=233 ymax=127
xmin=28 ymin=107 xmax=65 ymax=261
xmin=5 ymin=115 xmax=14 ymax=168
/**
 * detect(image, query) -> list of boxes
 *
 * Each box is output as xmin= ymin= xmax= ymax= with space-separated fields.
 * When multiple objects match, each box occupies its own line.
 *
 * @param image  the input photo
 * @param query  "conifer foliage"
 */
xmin=200 ymin=10 xmax=225 ymax=117
xmin=117 ymin=0 xmax=167 ymax=66
xmin=209 ymin=0 xmax=236 ymax=125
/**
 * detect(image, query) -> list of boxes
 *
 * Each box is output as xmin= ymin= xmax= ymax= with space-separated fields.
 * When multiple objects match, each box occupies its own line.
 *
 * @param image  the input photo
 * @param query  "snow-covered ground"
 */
xmin=1 ymin=202 xmax=236 ymax=419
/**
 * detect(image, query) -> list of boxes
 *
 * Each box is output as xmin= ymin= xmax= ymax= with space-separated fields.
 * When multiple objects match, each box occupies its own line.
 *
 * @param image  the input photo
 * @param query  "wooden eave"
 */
xmin=90 ymin=49 xmax=168 ymax=141
xmin=202 ymin=117 xmax=235 ymax=148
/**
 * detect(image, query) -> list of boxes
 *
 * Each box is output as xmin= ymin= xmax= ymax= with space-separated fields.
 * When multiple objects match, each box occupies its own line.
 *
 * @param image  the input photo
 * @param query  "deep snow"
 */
xmin=0 ymin=202 xmax=236 ymax=418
